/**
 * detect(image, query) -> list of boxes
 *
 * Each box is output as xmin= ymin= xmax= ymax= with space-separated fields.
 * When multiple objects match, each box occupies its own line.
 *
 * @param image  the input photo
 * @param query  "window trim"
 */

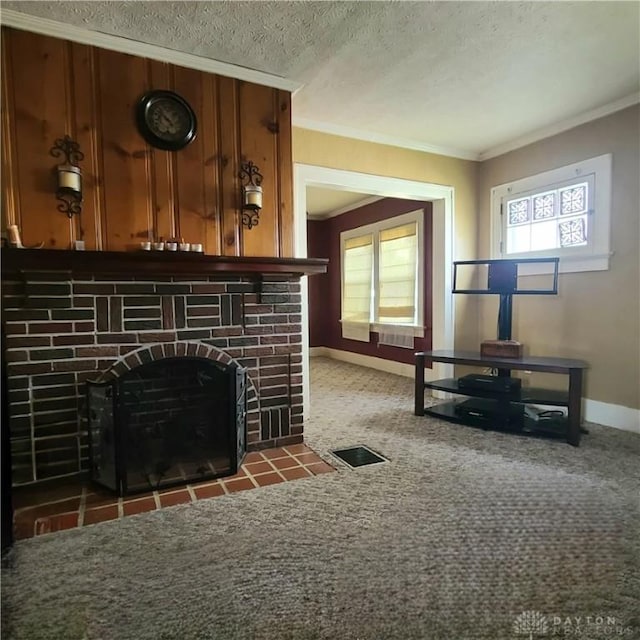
xmin=340 ymin=209 xmax=425 ymax=335
xmin=490 ymin=154 xmax=612 ymax=274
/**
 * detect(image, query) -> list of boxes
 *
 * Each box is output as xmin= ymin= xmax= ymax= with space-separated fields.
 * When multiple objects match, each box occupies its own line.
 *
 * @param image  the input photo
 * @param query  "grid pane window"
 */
xmin=560 ymin=184 xmax=587 ymax=215
xmin=507 ymin=226 xmax=531 ymax=254
xmin=505 ymin=180 xmax=590 ymax=255
xmin=530 ymin=220 xmax=557 ymax=251
xmin=533 ymin=192 xmax=555 ymax=220
xmin=559 ymin=216 xmax=587 ymax=247
xmin=492 ymin=154 xmax=611 ymax=273
xmin=508 ymin=198 xmax=530 ymax=225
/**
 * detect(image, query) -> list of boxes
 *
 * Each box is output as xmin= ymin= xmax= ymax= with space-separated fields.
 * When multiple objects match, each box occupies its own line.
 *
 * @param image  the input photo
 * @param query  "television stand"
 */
xmin=414 ymin=350 xmax=588 ymax=446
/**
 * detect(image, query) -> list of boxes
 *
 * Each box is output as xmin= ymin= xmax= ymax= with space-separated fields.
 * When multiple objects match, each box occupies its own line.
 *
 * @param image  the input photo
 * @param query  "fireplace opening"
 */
xmin=87 ymin=357 xmax=247 ymax=496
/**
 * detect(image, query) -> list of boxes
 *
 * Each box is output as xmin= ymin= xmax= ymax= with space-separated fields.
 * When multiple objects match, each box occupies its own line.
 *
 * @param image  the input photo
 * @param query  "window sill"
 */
xmin=496 ymin=253 xmax=610 ymax=275
xmin=339 ymin=320 xmax=425 ymax=338
xmin=372 ymin=323 xmax=424 ymax=338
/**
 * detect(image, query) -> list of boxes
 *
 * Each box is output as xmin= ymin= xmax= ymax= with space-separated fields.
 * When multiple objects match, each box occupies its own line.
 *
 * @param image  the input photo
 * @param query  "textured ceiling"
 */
xmin=306 ymin=187 xmax=378 ymax=219
xmin=3 ymin=1 xmax=640 ymax=157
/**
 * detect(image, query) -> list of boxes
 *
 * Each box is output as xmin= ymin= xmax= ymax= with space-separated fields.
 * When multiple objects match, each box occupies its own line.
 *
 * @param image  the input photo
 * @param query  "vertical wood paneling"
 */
xmin=1 ymin=28 xmax=294 ymax=258
xmin=218 ymin=76 xmax=241 ymax=256
xmin=148 ymin=60 xmax=175 ymax=243
xmin=238 ymin=82 xmax=279 ymax=257
xmin=277 ymin=91 xmax=294 ymax=258
xmin=70 ymin=42 xmax=101 ymax=250
xmin=90 ymin=45 xmax=109 ymax=253
xmin=1 ymin=34 xmax=19 ymax=231
xmin=61 ymin=38 xmax=80 ymax=247
xmin=201 ymin=74 xmax=222 ymax=255
xmin=96 ymin=48 xmax=152 ymax=251
xmin=8 ymin=30 xmax=73 ymax=248
xmin=173 ymin=66 xmax=209 ymax=248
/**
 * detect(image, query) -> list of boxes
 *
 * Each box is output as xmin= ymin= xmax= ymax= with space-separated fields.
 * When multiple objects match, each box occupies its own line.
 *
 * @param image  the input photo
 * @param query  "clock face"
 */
xmin=136 ymin=90 xmax=197 ymax=151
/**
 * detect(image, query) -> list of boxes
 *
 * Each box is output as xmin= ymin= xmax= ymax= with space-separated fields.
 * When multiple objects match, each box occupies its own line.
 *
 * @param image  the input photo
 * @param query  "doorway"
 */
xmin=294 ymin=164 xmax=455 ymax=418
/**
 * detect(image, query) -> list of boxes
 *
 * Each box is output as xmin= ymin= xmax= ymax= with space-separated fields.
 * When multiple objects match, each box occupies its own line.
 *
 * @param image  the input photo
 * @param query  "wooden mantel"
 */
xmin=1 ymin=249 xmax=328 ymax=279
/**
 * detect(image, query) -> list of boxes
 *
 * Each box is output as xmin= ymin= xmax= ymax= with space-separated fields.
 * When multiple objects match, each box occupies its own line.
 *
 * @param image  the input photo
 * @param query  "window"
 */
xmin=341 ymin=209 xmax=423 ymax=332
xmin=490 ymin=154 xmax=612 ymax=273
xmin=342 ymin=234 xmax=373 ymax=323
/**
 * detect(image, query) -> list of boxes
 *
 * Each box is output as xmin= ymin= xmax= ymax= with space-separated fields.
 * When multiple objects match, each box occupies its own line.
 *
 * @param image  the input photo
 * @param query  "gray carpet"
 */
xmin=2 ymin=357 xmax=639 ymax=640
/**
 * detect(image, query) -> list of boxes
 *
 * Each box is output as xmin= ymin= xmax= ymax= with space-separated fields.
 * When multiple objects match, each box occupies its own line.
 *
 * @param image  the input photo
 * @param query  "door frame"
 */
xmin=294 ymin=163 xmax=455 ymax=417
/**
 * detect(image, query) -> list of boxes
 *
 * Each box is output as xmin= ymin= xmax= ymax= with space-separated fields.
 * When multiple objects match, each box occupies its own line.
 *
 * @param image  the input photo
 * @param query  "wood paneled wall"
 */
xmin=1 ymin=27 xmax=294 ymax=257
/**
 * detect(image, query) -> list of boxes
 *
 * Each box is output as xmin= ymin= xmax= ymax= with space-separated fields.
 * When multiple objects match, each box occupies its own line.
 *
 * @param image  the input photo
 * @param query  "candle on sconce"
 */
xmin=238 ymin=160 xmax=263 ymax=229
xmin=50 ymin=135 xmax=84 ymax=219
xmin=244 ymin=185 xmax=263 ymax=210
xmin=57 ymin=164 xmax=82 ymax=194
xmin=7 ymin=224 xmax=23 ymax=247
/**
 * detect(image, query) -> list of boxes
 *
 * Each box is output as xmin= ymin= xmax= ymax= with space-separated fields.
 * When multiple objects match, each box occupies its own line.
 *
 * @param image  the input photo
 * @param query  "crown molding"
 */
xmin=478 ymin=92 xmax=640 ymax=161
xmin=5 ymin=9 xmax=635 ymax=163
xmin=296 ymin=91 xmax=640 ymax=164
xmin=292 ymin=117 xmax=479 ymax=161
xmin=0 ymin=9 xmax=301 ymax=93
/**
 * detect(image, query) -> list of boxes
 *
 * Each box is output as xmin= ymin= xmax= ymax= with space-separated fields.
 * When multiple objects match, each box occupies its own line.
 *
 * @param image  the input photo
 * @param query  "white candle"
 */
xmin=244 ymin=185 xmax=262 ymax=209
xmin=58 ymin=165 xmax=82 ymax=193
xmin=7 ymin=224 xmax=22 ymax=247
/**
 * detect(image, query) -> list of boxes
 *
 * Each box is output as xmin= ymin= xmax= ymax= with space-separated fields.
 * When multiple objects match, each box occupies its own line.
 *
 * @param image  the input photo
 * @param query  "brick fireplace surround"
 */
xmin=1 ymin=252 xmax=321 ymax=488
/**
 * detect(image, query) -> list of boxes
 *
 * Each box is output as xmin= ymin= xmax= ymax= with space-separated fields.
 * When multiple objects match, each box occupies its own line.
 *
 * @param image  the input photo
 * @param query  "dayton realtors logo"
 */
xmin=513 ymin=610 xmax=635 ymax=638
xmin=513 ymin=610 xmax=549 ymax=639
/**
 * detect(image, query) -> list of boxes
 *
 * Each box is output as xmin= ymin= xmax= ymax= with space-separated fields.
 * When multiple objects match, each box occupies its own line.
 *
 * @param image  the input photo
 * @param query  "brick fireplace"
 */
xmin=2 ymin=250 xmax=327 ymax=488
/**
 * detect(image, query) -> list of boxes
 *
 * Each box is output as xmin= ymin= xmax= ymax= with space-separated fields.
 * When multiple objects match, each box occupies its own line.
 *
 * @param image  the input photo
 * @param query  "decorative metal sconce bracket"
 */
xmin=56 ymin=193 xmax=82 ymax=219
xmin=239 ymin=160 xmax=263 ymax=230
xmin=241 ymin=209 xmax=260 ymax=230
xmin=50 ymin=135 xmax=84 ymax=219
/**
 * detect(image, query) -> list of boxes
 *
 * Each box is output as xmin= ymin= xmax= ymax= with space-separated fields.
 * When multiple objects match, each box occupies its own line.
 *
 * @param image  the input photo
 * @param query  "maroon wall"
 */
xmin=307 ymin=220 xmax=330 ymax=348
xmin=307 ymin=198 xmax=432 ymax=365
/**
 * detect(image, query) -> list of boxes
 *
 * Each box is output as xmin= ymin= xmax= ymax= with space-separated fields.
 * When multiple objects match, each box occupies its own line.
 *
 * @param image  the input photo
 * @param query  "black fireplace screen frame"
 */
xmin=87 ymin=356 xmax=247 ymax=496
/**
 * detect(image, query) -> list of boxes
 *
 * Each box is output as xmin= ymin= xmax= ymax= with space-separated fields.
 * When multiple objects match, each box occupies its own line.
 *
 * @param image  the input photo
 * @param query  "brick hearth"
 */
xmin=12 ymin=444 xmax=335 ymax=540
xmin=3 ymin=273 xmax=303 ymax=486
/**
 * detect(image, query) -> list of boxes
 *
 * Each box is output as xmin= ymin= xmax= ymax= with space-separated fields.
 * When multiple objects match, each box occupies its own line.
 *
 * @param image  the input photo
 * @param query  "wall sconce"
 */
xmin=50 ymin=135 xmax=84 ymax=218
xmin=239 ymin=160 xmax=263 ymax=229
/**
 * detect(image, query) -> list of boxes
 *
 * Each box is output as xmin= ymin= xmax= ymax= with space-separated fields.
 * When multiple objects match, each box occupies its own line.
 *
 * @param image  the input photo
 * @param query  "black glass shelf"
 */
xmin=423 ymin=400 xmax=568 ymax=440
xmin=424 ymin=378 xmax=569 ymax=406
xmin=415 ymin=350 xmax=586 ymax=446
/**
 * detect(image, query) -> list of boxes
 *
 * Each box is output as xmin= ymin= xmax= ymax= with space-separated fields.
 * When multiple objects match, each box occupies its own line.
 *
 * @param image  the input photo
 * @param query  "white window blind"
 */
xmin=340 ymin=209 xmax=424 ymax=334
xmin=378 ymin=222 xmax=417 ymax=324
xmin=342 ymin=234 xmax=373 ymax=323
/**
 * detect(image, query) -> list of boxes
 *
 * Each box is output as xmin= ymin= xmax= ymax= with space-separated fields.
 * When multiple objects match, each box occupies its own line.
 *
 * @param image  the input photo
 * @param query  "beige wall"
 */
xmin=293 ymin=109 xmax=639 ymax=412
xmin=292 ymin=128 xmax=480 ymax=351
xmin=477 ymin=106 xmax=640 ymax=410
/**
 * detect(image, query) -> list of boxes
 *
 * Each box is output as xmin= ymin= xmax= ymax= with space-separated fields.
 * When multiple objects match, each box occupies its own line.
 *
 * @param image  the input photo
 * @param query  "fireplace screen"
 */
xmin=87 ymin=357 xmax=246 ymax=496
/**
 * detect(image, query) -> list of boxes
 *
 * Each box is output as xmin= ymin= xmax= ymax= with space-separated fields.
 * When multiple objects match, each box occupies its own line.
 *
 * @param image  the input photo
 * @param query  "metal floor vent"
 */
xmin=330 ymin=445 xmax=388 ymax=469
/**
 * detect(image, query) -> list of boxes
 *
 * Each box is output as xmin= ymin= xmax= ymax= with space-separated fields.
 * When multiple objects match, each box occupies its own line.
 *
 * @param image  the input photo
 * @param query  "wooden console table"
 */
xmin=415 ymin=350 xmax=588 ymax=446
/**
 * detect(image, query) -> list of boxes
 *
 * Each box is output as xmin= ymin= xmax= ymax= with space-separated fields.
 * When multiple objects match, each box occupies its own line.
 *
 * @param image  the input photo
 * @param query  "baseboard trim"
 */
xmin=584 ymin=399 xmax=640 ymax=434
xmin=310 ymin=347 xmax=640 ymax=434
xmin=310 ymin=347 xmax=415 ymax=378
xmin=309 ymin=347 xmax=451 ymax=382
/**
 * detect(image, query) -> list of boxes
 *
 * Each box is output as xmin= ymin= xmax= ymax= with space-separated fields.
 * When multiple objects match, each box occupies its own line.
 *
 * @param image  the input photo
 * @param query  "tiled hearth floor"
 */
xmin=12 ymin=444 xmax=334 ymax=541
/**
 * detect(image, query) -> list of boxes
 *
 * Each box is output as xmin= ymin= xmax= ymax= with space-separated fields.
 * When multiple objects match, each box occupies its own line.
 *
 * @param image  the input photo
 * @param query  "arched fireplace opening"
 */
xmin=87 ymin=357 xmax=246 ymax=496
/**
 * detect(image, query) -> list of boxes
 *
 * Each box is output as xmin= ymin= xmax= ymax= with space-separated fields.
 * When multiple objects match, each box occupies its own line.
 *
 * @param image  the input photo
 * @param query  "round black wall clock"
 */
xmin=136 ymin=90 xmax=197 ymax=151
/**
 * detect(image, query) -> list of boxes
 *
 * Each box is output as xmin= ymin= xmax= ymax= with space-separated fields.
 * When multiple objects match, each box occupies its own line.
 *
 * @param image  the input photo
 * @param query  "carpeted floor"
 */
xmin=2 ymin=357 xmax=639 ymax=640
